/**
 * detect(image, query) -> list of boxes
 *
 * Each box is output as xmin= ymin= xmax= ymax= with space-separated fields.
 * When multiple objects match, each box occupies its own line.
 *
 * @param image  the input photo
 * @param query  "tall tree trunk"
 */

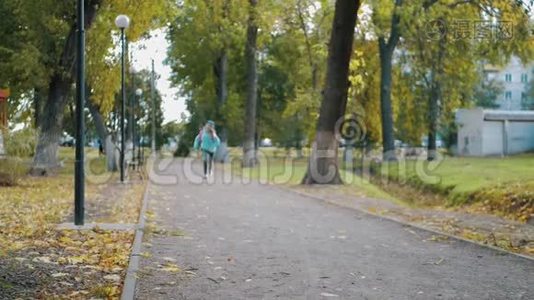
xmin=30 ymin=0 xmax=100 ymax=175
xmin=296 ymin=127 xmax=303 ymax=159
xmin=427 ymin=17 xmax=446 ymax=161
xmin=214 ymin=50 xmax=229 ymax=162
xmin=378 ymin=40 xmax=397 ymax=161
xmin=31 ymin=74 xmax=72 ymax=175
xmin=427 ymin=81 xmax=439 ymax=160
xmin=33 ymin=88 xmax=44 ymax=129
xmin=243 ymin=0 xmax=259 ymax=167
xmin=301 ymin=0 xmax=361 ymax=185
xmin=212 ymin=0 xmax=230 ymax=163
xmin=377 ymin=0 xmax=403 ymax=161
xmin=87 ymin=98 xmax=117 ymax=171
xmin=256 ymin=87 xmax=262 ymax=150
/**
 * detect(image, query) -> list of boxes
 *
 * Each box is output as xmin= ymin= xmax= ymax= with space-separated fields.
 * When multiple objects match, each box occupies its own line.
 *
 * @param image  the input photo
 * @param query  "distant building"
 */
xmin=484 ymin=56 xmax=534 ymax=110
xmin=456 ymin=108 xmax=534 ymax=156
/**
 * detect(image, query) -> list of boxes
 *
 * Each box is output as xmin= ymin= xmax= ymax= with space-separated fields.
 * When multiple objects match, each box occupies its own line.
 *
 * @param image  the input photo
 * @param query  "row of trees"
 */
xmin=0 ymin=0 xmax=174 ymax=174
xmin=1 ymin=0 xmax=532 ymax=183
xmin=166 ymin=0 xmax=533 ymax=183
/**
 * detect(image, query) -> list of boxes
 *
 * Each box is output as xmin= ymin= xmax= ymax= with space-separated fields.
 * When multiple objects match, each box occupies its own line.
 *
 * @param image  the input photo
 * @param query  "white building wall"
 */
xmin=507 ymin=122 xmax=534 ymax=154
xmin=456 ymin=109 xmax=534 ymax=156
xmin=489 ymin=56 xmax=534 ymax=110
xmin=456 ymin=109 xmax=484 ymax=156
xmin=481 ymin=121 xmax=504 ymax=156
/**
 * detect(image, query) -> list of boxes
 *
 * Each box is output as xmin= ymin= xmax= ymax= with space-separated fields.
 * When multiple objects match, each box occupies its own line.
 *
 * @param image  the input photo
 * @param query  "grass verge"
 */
xmin=371 ymin=155 xmax=534 ymax=222
xmin=227 ymin=155 xmax=399 ymax=204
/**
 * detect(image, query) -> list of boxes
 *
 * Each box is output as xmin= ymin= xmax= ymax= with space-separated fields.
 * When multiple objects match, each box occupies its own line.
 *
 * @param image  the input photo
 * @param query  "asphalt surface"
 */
xmin=135 ymin=158 xmax=534 ymax=300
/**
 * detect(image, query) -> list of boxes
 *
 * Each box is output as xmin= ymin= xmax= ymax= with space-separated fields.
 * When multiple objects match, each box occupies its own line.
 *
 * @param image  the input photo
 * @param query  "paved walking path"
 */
xmin=135 ymin=158 xmax=533 ymax=299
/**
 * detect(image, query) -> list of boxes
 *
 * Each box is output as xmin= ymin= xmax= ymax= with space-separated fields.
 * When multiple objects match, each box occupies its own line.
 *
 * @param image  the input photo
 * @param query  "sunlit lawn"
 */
xmin=379 ymin=154 xmax=534 ymax=194
xmin=227 ymin=148 xmax=534 ymax=219
xmin=228 ymin=149 xmax=397 ymax=203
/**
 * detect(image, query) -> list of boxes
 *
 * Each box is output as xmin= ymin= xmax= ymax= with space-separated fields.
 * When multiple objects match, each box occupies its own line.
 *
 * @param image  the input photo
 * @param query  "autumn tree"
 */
xmin=405 ymin=0 xmax=533 ymax=160
xmin=243 ymin=0 xmax=260 ymax=167
xmin=474 ymin=79 xmax=504 ymax=109
xmin=11 ymin=0 xmax=173 ymax=175
xmin=301 ymin=0 xmax=361 ymax=184
xmin=167 ymin=0 xmax=250 ymax=161
xmin=371 ymin=0 xmax=405 ymax=161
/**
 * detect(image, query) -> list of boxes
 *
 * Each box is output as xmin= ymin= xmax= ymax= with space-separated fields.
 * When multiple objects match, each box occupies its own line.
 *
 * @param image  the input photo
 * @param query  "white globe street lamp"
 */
xmin=116 ymin=14 xmax=130 ymax=183
xmin=115 ymin=15 xmax=130 ymax=29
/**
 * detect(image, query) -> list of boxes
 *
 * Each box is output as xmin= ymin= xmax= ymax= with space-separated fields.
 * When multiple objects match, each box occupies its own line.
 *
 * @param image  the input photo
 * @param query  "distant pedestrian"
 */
xmin=194 ymin=120 xmax=221 ymax=179
xmin=98 ymin=139 xmax=104 ymax=156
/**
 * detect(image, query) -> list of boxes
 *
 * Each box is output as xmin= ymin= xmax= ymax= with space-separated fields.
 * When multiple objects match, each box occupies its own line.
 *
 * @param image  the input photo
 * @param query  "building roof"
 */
xmin=483 ymin=64 xmax=502 ymax=72
xmin=483 ymin=109 xmax=534 ymax=121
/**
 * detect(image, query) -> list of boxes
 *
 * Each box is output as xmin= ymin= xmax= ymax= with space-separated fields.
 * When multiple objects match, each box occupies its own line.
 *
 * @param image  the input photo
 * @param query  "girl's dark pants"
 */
xmin=203 ymin=150 xmax=214 ymax=175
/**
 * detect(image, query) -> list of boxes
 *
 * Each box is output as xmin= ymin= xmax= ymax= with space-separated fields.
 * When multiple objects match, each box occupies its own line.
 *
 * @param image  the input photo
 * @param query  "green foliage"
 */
xmin=167 ymin=0 xmax=248 ymax=143
xmin=4 ymin=127 xmax=37 ymax=158
xmin=161 ymin=121 xmax=184 ymax=143
xmin=474 ymin=78 xmax=505 ymax=109
xmin=0 ymin=0 xmax=175 ymax=126
xmin=349 ymin=42 xmax=384 ymax=146
xmin=276 ymin=0 xmax=333 ymax=145
xmin=166 ymin=0 xmax=332 ymax=147
xmin=174 ymin=141 xmax=191 ymax=157
xmin=365 ymin=0 xmax=534 ymax=150
xmin=87 ymin=0 xmax=176 ymax=115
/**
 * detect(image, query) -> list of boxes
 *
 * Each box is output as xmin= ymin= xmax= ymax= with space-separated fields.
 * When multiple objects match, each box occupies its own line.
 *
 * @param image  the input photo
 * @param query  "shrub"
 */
xmin=0 ymin=158 xmax=28 ymax=186
xmin=174 ymin=141 xmax=191 ymax=157
xmin=4 ymin=127 xmax=37 ymax=158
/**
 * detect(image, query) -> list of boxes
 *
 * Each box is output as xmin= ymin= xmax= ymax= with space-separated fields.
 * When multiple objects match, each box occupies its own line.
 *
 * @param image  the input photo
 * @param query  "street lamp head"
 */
xmin=115 ymin=15 xmax=130 ymax=29
xmin=136 ymin=88 xmax=143 ymax=96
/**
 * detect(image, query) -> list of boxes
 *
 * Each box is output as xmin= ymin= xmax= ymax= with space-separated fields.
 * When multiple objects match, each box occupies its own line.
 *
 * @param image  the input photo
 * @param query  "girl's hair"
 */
xmin=206 ymin=126 xmax=216 ymax=137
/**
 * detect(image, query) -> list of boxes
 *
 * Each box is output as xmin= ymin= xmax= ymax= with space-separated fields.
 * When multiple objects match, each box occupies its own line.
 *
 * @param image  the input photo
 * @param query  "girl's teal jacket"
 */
xmin=193 ymin=129 xmax=221 ymax=154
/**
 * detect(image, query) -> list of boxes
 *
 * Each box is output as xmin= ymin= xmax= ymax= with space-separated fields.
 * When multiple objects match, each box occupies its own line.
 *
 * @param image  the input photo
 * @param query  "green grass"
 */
xmin=228 ymin=152 xmax=399 ymax=203
xmin=373 ymin=154 xmax=534 ymax=221
xmin=58 ymin=147 xmax=107 ymax=176
xmin=228 ymin=148 xmax=534 ymax=220
xmin=378 ymin=154 xmax=534 ymax=194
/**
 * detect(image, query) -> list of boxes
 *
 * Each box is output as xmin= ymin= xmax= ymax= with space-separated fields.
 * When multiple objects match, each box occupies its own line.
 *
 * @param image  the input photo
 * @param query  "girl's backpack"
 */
xmin=197 ymin=129 xmax=203 ymax=144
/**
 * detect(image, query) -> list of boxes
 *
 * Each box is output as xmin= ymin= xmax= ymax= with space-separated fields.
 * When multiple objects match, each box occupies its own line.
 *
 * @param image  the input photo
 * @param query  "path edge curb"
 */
xmin=276 ymin=185 xmax=534 ymax=262
xmin=121 ymin=180 xmax=151 ymax=300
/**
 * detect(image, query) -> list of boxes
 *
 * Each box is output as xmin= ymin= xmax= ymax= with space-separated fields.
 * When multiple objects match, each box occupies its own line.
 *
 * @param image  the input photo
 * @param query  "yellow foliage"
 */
xmin=0 ymin=149 xmax=145 ymax=298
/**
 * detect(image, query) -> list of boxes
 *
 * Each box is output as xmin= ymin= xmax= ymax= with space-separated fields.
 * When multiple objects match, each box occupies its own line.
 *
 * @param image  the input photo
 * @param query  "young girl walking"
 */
xmin=193 ymin=120 xmax=221 ymax=179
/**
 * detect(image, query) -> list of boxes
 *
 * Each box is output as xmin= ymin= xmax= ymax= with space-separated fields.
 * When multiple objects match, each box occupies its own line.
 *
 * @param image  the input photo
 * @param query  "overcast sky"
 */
xmin=131 ymin=29 xmax=187 ymax=124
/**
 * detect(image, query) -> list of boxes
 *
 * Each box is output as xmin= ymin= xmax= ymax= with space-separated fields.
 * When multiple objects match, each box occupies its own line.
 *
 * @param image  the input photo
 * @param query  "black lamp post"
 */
xmin=135 ymin=88 xmax=143 ymax=167
xmin=115 ymin=14 xmax=130 ymax=183
xmin=151 ymin=59 xmax=156 ymax=155
xmin=74 ymin=0 xmax=85 ymax=225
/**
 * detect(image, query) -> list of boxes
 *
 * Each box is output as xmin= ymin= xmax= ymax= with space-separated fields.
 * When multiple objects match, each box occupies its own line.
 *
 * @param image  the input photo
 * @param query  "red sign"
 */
xmin=0 ymin=89 xmax=8 ymax=127
xmin=0 ymin=89 xmax=9 ymax=102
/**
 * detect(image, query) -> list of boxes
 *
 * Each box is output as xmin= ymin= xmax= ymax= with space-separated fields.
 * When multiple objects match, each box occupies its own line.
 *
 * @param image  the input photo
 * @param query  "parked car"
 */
xmin=60 ymin=133 xmax=75 ymax=147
